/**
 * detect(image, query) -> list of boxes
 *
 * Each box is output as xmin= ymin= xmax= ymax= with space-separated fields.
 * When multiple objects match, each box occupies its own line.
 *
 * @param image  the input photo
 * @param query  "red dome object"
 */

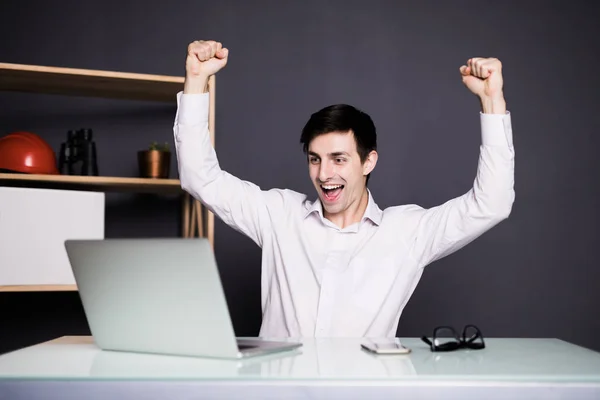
xmin=0 ymin=131 xmax=59 ymax=174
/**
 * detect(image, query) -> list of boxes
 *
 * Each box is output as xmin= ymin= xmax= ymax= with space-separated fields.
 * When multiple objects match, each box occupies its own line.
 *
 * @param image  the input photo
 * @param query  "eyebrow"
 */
xmin=330 ymin=152 xmax=350 ymax=157
xmin=308 ymin=151 xmax=350 ymax=158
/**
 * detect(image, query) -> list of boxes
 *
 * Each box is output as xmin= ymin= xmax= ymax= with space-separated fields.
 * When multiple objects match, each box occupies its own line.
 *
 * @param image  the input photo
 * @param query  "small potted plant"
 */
xmin=138 ymin=141 xmax=170 ymax=179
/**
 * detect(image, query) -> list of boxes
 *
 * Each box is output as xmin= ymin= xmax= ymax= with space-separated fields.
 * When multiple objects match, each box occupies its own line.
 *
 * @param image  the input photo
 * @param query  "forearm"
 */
xmin=183 ymin=75 xmax=210 ymax=94
xmin=480 ymin=95 xmax=506 ymax=115
xmin=466 ymin=110 xmax=515 ymax=219
xmin=173 ymin=92 xmax=224 ymax=202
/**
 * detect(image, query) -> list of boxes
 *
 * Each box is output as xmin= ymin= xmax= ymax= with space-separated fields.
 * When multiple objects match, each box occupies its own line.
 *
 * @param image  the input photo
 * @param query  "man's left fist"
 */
xmin=460 ymin=57 xmax=503 ymax=100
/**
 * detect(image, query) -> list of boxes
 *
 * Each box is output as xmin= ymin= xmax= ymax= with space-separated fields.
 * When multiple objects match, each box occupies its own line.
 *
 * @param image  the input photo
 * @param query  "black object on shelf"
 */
xmin=58 ymin=128 xmax=99 ymax=176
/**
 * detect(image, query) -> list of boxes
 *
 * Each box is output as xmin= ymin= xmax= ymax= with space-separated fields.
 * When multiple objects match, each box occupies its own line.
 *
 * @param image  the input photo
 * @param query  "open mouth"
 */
xmin=321 ymin=184 xmax=344 ymax=202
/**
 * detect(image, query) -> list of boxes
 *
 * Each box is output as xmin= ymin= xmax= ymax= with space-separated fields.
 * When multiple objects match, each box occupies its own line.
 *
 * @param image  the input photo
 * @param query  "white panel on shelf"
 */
xmin=0 ymin=187 xmax=104 ymax=285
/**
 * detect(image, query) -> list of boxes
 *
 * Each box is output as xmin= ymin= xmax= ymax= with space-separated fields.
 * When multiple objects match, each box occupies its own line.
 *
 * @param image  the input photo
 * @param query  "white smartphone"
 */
xmin=361 ymin=338 xmax=411 ymax=355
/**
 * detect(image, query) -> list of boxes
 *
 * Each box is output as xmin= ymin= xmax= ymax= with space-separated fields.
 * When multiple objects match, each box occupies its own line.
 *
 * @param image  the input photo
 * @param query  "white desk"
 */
xmin=1 ymin=336 xmax=599 ymax=399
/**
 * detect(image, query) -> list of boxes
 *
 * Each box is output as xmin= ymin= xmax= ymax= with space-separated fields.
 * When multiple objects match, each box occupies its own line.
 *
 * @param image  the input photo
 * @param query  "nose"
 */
xmin=318 ymin=160 xmax=334 ymax=182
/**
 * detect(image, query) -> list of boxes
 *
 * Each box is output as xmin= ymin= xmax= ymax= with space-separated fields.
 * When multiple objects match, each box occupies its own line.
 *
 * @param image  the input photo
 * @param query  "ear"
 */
xmin=362 ymin=150 xmax=378 ymax=176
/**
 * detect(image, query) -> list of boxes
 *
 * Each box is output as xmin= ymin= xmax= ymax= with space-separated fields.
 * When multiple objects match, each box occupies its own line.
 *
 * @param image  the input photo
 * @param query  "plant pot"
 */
xmin=137 ymin=150 xmax=170 ymax=179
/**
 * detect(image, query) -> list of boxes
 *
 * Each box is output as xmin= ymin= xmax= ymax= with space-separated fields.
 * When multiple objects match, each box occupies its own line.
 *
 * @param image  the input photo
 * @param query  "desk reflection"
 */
xmin=89 ymin=338 xmax=416 ymax=379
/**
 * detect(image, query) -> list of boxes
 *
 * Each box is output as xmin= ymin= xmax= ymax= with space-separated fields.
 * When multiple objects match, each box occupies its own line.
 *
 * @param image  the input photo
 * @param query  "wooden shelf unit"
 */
xmin=0 ymin=62 xmax=216 ymax=292
xmin=0 ymin=62 xmax=184 ymax=102
xmin=0 ymin=173 xmax=183 ymax=194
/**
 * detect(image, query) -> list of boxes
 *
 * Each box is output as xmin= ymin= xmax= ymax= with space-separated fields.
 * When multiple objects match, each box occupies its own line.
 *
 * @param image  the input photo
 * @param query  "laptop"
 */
xmin=64 ymin=238 xmax=302 ymax=359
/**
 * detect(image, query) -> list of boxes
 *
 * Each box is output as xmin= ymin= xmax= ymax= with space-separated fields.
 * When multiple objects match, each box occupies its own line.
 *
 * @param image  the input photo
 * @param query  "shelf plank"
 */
xmin=0 ymin=173 xmax=182 ymax=194
xmin=0 ymin=62 xmax=184 ymax=102
xmin=0 ymin=285 xmax=77 ymax=292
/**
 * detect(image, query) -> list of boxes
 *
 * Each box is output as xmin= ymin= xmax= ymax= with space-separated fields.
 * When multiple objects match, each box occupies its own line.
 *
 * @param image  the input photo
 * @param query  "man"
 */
xmin=173 ymin=40 xmax=514 ymax=338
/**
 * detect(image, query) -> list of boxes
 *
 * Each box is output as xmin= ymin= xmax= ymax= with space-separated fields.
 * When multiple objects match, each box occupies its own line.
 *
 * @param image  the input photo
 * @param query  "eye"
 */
xmin=309 ymin=157 xmax=320 ymax=164
xmin=335 ymin=158 xmax=346 ymax=164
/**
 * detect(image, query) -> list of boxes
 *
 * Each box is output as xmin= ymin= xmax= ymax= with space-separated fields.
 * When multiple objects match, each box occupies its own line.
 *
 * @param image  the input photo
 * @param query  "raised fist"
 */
xmin=459 ymin=57 xmax=503 ymax=100
xmin=186 ymin=40 xmax=229 ymax=79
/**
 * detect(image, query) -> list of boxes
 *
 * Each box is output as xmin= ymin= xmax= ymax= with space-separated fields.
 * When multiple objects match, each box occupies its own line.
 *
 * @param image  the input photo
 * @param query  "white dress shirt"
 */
xmin=173 ymin=92 xmax=515 ymax=338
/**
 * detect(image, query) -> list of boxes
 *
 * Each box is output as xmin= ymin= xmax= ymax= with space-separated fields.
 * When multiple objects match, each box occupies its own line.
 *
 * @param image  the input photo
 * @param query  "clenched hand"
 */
xmin=460 ymin=58 xmax=506 ymax=114
xmin=184 ymin=40 xmax=229 ymax=94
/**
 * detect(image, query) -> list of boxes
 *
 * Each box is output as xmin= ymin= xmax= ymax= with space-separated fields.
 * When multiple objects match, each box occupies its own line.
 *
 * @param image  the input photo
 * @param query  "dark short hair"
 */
xmin=300 ymin=104 xmax=377 ymax=183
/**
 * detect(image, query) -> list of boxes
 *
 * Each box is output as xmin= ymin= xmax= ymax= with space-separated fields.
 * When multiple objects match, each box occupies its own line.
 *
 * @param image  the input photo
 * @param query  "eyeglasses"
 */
xmin=421 ymin=324 xmax=485 ymax=352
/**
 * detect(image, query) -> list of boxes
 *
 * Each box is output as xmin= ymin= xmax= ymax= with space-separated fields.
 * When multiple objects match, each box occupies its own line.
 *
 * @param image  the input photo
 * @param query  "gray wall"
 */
xmin=1 ymin=0 xmax=599 ymax=354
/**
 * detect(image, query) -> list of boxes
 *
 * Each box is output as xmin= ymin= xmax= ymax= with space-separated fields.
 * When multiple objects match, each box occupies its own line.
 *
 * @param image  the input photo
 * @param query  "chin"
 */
xmin=322 ymin=204 xmax=342 ymax=215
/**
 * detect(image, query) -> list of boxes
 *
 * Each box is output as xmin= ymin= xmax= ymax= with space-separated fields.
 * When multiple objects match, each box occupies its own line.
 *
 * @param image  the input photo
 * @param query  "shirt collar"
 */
xmin=303 ymin=189 xmax=383 ymax=226
xmin=362 ymin=189 xmax=383 ymax=225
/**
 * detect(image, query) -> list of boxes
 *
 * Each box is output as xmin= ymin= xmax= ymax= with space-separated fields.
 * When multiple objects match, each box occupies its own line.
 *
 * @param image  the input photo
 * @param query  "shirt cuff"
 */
xmin=480 ymin=111 xmax=513 ymax=148
xmin=176 ymin=91 xmax=210 ymax=126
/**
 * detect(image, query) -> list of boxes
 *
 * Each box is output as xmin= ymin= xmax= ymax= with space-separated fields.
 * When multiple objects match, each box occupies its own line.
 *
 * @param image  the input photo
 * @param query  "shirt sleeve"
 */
xmin=173 ymin=91 xmax=280 ymax=248
xmin=411 ymin=111 xmax=515 ymax=267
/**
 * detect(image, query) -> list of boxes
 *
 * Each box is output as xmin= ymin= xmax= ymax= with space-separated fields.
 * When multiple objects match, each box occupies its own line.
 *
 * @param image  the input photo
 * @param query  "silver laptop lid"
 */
xmin=64 ymin=238 xmax=240 ymax=359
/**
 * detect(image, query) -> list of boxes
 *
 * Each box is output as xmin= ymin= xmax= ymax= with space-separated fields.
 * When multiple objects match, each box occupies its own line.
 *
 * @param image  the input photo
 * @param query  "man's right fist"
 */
xmin=186 ymin=40 xmax=229 ymax=79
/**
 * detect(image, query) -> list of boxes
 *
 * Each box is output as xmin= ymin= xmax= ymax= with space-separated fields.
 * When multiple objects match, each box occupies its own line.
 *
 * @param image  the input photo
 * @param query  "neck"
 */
xmin=324 ymin=188 xmax=370 ymax=229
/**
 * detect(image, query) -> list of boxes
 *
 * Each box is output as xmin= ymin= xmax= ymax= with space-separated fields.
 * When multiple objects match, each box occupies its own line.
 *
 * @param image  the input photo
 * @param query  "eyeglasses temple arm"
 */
xmin=421 ymin=335 xmax=433 ymax=346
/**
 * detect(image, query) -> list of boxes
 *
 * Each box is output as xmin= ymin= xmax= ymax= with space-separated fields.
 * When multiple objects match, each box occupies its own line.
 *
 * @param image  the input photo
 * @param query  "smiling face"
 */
xmin=308 ymin=130 xmax=377 ymax=220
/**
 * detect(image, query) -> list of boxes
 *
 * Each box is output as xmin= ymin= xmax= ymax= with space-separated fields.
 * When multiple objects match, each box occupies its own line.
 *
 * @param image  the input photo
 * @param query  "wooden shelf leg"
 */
xmin=189 ymin=198 xmax=197 ymax=238
xmin=182 ymin=193 xmax=211 ymax=242
xmin=182 ymin=192 xmax=190 ymax=238
xmin=195 ymin=200 xmax=204 ymax=238
xmin=208 ymin=210 xmax=214 ymax=249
